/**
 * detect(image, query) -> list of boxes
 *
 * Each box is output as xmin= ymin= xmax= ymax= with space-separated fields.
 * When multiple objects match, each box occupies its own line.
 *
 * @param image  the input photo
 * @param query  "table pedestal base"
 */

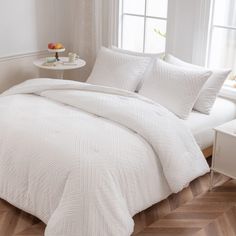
xmin=56 ymin=70 xmax=64 ymax=79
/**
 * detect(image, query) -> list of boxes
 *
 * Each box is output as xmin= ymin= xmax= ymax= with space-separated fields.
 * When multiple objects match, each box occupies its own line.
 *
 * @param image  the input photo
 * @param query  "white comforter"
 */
xmin=0 ymin=79 xmax=209 ymax=236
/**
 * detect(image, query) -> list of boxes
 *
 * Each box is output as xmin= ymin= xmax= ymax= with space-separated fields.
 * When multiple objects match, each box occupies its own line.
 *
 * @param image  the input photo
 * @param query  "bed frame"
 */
xmin=202 ymin=146 xmax=213 ymax=158
xmin=132 ymin=146 xmax=213 ymax=234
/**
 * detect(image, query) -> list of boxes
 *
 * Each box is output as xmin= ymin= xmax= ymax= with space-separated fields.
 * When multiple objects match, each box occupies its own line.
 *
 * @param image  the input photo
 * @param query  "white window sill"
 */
xmin=220 ymin=82 xmax=236 ymax=101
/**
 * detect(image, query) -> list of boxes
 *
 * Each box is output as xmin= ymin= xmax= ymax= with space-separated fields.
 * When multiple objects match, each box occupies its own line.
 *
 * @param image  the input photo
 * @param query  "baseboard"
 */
xmin=0 ymin=50 xmax=48 ymax=63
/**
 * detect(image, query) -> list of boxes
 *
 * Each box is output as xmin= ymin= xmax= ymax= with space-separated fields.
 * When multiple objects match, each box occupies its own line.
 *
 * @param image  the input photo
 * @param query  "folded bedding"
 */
xmin=0 ymin=79 xmax=209 ymax=236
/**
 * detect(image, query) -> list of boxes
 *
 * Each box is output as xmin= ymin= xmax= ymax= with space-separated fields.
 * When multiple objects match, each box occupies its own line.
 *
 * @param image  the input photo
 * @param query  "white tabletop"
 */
xmin=215 ymin=119 xmax=236 ymax=136
xmin=34 ymin=57 xmax=86 ymax=71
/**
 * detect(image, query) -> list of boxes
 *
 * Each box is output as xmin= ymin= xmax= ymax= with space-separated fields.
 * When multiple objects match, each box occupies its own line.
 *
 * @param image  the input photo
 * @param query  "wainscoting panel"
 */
xmin=0 ymin=51 xmax=60 ymax=93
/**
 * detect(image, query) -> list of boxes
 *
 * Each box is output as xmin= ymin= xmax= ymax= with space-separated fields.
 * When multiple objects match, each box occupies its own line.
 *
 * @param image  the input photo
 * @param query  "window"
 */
xmin=118 ymin=0 xmax=168 ymax=53
xmin=207 ymin=0 xmax=236 ymax=82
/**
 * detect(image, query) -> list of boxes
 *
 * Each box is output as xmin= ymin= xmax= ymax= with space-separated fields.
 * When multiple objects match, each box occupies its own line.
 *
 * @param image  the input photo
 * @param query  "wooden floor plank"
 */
xmin=149 ymin=219 xmax=210 ymax=228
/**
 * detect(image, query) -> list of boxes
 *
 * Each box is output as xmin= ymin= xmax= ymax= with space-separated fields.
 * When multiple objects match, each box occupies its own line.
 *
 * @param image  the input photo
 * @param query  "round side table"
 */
xmin=34 ymin=57 xmax=86 ymax=79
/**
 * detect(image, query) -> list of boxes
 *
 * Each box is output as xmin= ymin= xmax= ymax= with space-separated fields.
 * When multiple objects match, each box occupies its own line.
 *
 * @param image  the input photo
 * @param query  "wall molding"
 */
xmin=0 ymin=50 xmax=49 ymax=63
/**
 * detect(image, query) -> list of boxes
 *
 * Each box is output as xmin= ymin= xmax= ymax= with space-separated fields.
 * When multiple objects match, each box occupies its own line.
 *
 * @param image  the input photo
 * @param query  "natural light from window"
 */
xmin=208 ymin=0 xmax=236 ymax=82
xmin=119 ymin=0 xmax=168 ymax=53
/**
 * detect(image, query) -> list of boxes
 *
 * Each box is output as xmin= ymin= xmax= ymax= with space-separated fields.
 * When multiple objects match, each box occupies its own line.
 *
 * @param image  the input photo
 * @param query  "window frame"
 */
xmin=118 ymin=0 xmax=168 ymax=53
xmin=206 ymin=0 xmax=236 ymax=67
xmin=206 ymin=0 xmax=236 ymax=97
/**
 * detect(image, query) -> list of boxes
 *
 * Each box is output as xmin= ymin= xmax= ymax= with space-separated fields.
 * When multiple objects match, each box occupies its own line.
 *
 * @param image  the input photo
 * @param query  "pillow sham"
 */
xmin=87 ymin=47 xmax=151 ymax=92
xmin=139 ymin=59 xmax=212 ymax=119
xmin=111 ymin=46 xmax=165 ymax=91
xmin=165 ymin=54 xmax=231 ymax=114
xmin=111 ymin=46 xmax=164 ymax=59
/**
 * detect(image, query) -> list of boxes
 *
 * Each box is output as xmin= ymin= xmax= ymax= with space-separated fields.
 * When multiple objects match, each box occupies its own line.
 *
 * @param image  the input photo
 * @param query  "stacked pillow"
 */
xmin=111 ymin=46 xmax=164 ymax=59
xmin=87 ymin=47 xmax=230 ymax=119
xmin=110 ymin=47 xmax=164 ymax=91
xmin=139 ymin=59 xmax=212 ymax=119
xmin=165 ymin=54 xmax=231 ymax=114
xmin=87 ymin=47 xmax=152 ymax=92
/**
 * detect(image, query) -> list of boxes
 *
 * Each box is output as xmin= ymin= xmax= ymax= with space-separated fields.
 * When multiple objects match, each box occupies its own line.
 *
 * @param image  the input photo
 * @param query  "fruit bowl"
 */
xmin=48 ymin=43 xmax=65 ymax=61
xmin=48 ymin=48 xmax=65 ymax=53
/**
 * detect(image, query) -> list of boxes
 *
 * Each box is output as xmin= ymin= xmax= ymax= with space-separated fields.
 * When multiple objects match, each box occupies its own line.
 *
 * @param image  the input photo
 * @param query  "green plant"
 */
xmin=154 ymin=28 xmax=166 ymax=38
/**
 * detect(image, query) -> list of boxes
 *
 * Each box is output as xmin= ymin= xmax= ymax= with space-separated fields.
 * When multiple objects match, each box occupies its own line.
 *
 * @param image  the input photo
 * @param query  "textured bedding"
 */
xmin=0 ymin=79 xmax=209 ymax=236
xmin=185 ymin=97 xmax=236 ymax=149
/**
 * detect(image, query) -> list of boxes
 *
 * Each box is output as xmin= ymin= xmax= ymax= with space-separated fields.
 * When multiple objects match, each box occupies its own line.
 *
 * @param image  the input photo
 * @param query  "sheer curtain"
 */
xmin=68 ymin=0 xmax=119 ymax=81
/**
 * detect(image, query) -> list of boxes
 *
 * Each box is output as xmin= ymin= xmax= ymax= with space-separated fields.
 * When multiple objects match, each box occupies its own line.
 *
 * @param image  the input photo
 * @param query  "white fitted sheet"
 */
xmin=184 ymin=97 xmax=236 ymax=150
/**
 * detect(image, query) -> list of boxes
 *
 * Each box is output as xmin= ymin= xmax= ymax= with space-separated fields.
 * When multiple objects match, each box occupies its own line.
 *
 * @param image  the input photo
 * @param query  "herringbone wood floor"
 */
xmin=0 ymin=174 xmax=235 ymax=236
xmin=0 ymin=199 xmax=45 ymax=236
xmin=136 ymin=179 xmax=236 ymax=236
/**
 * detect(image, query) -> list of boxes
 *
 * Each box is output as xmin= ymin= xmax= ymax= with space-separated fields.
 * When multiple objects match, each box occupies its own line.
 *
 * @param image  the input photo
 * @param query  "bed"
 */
xmin=185 ymin=97 xmax=236 ymax=157
xmin=0 ymin=78 xmax=210 ymax=236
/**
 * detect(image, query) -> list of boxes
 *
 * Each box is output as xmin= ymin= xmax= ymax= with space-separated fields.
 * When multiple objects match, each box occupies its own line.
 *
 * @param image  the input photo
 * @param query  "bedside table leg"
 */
xmin=210 ymin=169 xmax=214 ymax=191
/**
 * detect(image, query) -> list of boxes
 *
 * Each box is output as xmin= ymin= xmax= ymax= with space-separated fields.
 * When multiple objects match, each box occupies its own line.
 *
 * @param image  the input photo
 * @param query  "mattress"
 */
xmin=184 ymin=97 xmax=236 ymax=150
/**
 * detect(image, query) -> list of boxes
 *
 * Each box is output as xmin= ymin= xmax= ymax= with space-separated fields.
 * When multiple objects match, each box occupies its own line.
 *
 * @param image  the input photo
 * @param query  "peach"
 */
xmin=54 ymin=43 xmax=64 ymax=49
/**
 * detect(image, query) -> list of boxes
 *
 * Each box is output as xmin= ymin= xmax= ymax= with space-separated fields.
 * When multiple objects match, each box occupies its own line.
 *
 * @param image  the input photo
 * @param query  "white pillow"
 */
xmin=165 ymin=54 xmax=231 ymax=114
xmin=111 ymin=46 xmax=164 ymax=59
xmin=87 ymin=47 xmax=151 ymax=92
xmin=110 ymin=46 xmax=164 ymax=92
xmin=139 ymin=59 xmax=212 ymax=119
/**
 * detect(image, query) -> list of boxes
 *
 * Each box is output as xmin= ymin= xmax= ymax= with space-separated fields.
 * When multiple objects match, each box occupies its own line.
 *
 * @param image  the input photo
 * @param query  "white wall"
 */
xmin=0 ymin=0 xmax=70 ymax=92
xmin=0 ymin=0 xmax=70 ymax=57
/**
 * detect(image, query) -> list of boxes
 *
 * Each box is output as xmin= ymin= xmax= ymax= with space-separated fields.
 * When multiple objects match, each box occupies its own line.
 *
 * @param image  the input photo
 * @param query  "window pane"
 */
xmin=122 ymin=15 xmax=144 ymax=52
xmin=147 ymin=0 xmax=168 ymax=18
xmin=208 ymin=27 xmax=236 ymax=73
xmin=144 ymin=18 xmax=166 ymax=53
xmin=123 ymin=0 xmax=145 ymax=15
xmin=213 ymin=0 xmax=236 ymax=27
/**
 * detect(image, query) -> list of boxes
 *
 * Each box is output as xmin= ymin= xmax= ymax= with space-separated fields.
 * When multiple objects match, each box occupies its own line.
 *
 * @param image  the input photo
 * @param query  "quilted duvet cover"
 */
xmin=0 ymin=79 xmax=209 ymax=236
